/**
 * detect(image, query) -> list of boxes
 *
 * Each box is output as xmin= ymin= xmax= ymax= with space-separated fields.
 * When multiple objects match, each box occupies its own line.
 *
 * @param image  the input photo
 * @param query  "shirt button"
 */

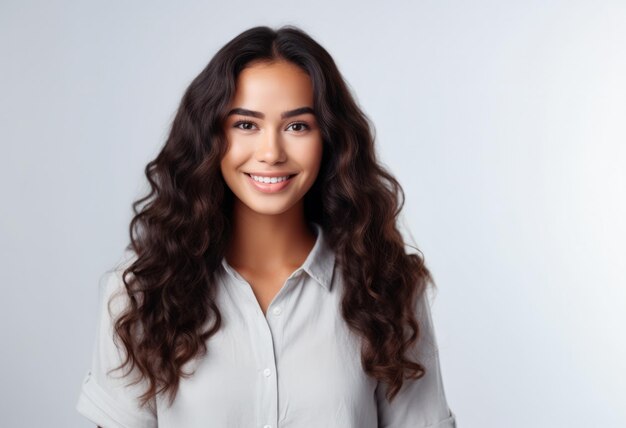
xmin=272 ymin=306 xmax=282 ymax=316
xmin=263 ymin=368 xmax=271 ymax=377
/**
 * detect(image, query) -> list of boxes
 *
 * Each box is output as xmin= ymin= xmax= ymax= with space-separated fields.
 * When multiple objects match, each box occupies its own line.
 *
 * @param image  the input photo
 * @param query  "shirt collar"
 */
xmin=301 ymin=222 xmax=336 ymax=291
xmin=220 ymin=222 xmax=336 ymax=291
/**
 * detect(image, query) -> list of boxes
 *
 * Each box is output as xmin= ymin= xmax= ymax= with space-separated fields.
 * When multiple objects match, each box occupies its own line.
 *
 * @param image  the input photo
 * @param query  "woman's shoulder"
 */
xmin=97 ymin=248 xmax=139 ymax=311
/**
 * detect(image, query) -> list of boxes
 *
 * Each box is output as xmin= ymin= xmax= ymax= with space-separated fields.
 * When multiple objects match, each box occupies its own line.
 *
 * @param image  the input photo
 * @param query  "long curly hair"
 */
xmin=110 ymin=24 xmax=436 ymax=408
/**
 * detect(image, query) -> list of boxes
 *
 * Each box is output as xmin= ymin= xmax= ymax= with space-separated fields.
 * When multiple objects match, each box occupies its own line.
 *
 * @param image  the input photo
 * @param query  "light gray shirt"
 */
xmin=76 ymin=222 xmax=457 ymax=427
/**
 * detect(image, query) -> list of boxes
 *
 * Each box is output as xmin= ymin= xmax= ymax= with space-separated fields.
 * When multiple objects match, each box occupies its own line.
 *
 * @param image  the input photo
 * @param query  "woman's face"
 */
xmin=221 ymin=60 xmax=323 ymax=216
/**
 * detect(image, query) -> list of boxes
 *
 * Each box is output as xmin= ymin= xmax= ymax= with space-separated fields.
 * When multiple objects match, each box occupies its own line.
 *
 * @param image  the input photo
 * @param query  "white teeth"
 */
xmin=249 ymin=174 xmax=291 ymax=183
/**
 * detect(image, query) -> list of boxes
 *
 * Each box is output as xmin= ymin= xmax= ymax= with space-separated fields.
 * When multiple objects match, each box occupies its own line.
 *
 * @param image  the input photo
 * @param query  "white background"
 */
xmin=1 ymin=1 xmax=624 ymax=427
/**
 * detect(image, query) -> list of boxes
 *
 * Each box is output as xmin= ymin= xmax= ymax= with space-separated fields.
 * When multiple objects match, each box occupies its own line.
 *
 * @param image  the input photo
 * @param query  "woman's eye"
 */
xmin=234 ymin=120 xmax=257 ymax=131
xmin=233 ymin=120 xmax=310 ymax=132
xmin=287 ymin=122 xmax=310 ymax=132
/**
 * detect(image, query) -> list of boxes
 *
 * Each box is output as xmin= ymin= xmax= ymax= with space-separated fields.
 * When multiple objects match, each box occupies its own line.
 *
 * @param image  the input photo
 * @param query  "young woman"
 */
xmin=76 ymin=25 xmax=456 ymax=428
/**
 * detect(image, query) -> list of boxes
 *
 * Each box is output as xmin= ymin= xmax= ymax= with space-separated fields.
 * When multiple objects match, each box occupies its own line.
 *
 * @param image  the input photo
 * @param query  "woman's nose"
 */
xmin=256 ymin=128 xmax=286 ymax=164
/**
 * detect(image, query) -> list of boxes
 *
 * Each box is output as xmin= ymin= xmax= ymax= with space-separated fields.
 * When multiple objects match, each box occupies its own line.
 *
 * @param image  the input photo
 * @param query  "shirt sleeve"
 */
xmin=375 ymin=287 xmax=456 ymax=427
xmin=75 ymin=263 xmax=158 ymax=428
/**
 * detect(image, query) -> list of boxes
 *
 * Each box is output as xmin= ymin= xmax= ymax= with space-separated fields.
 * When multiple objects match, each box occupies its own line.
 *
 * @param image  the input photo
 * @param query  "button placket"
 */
xmin=259 ymin=299 xmax=279 ymax=428
xmin=260 ymin=280 xmax=294 ymax=428
xmin=256 ymin=348 xmax=278 ymax=426
xmin=231 ymin=264 xmax=299 ymax=428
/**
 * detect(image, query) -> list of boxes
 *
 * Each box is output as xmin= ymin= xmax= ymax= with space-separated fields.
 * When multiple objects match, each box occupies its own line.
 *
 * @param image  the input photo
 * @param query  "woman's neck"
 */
xmin=226 ymin=201 xmax=316 ymax=273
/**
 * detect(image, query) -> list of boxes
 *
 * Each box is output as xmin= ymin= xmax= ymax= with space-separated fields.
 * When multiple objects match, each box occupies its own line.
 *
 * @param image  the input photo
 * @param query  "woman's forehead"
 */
xmin=230 ymin=61 xmax=314 ymax=112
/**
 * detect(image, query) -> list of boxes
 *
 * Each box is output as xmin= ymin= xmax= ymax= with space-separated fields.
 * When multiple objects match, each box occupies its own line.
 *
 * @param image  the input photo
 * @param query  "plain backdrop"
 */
xmin=1 ymin=1 xmax=625 ymax=427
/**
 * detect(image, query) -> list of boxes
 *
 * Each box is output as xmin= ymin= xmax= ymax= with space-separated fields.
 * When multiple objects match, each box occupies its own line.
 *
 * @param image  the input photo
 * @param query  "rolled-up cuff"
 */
xmin=426 ymin=409 xmax=457 ymax=428
xmin=75 ymin=371 xmax=157 ymax=428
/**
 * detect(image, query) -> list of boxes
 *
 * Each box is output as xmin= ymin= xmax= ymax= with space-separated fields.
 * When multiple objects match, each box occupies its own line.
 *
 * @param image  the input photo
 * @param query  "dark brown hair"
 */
xmin=110 ymin=24 xmax=436 ymax=408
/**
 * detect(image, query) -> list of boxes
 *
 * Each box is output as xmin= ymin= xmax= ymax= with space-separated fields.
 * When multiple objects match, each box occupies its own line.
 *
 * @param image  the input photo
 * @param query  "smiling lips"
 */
xmin=244 ymin=172 xmax=297 ymax=193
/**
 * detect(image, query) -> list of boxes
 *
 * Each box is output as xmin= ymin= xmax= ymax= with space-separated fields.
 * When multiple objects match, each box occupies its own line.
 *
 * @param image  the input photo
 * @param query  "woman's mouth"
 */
xmin=244 ymin=173 xmax=297 ymax=193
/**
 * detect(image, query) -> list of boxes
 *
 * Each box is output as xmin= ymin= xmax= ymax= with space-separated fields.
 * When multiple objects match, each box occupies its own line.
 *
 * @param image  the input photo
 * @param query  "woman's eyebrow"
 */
xmin=226 ymin=106 xmax=315 ymax=119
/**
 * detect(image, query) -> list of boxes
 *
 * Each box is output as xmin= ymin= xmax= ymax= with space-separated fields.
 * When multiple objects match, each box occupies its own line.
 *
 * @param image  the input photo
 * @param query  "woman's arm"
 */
xmin=375 ymin=289 xmax=456 ymax=427
xmin=75 ymin=268 xmax=158 ymax=428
